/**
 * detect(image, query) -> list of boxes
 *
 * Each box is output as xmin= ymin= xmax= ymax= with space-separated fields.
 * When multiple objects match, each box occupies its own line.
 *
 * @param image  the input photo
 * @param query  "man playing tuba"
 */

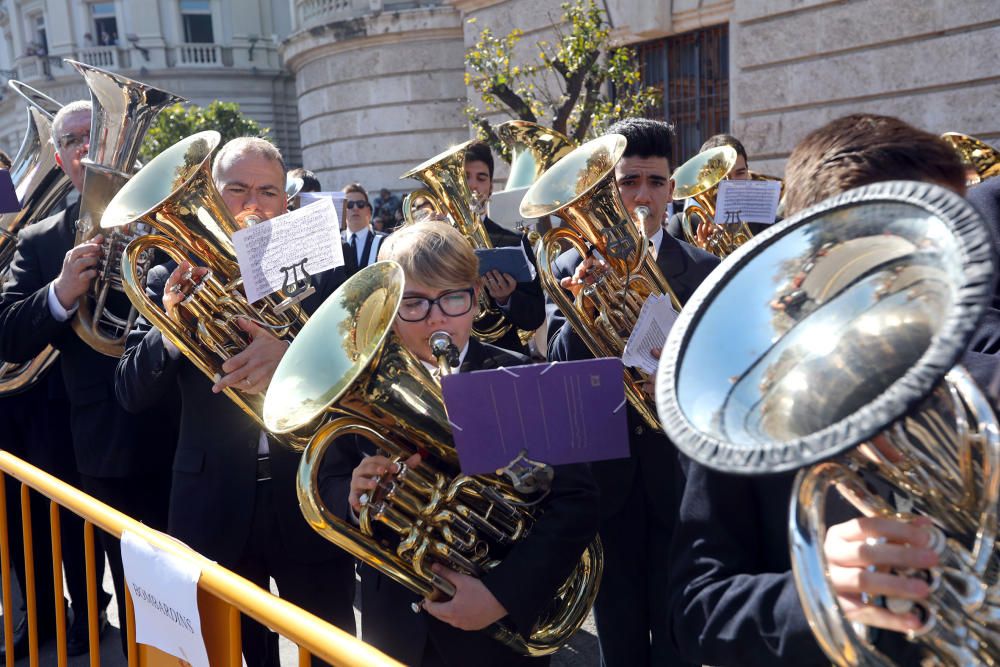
xmin=0 ymin=100 xmax=179 ymax=656
xmin=115 ymin=136 xmax=355 ymax=666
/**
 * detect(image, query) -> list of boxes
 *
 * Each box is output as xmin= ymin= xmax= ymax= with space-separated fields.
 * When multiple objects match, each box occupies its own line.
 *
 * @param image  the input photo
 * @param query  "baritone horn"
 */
xmin=263 ymin=260 xmax=602 ymax=656
xmin=672 ymin=145 xmax=752 ymax=258
xmin=941 ymin=132 xmax=1000 ymax=186
xmin=101 ymin=131 xmax=311 ymax=450
xmin=657 ymin=180 xmax=1000 ymax=666
xmin=0 ymin=82 xmax=70 ymax=396
xmin=401 ymin=141 xmax=513 ymax=343
xmin=520 ymin=133 xmax=680 ymax=432
xmin=67 ymin=59 xmax=184 ymax=357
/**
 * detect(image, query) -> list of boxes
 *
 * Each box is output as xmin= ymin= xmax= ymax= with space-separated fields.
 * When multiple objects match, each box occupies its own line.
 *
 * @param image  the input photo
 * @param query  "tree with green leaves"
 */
xmin=464 ymin=0 xmax=658 ymax=157
xmin=139 ymin=100 xmax=269 ymax=162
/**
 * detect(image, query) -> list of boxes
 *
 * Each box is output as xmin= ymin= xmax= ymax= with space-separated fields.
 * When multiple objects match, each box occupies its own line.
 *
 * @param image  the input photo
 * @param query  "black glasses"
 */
xmin=345 ymin=200 xmax=369 ymax=210
xmin=58 ymin=131 xmax=90 ymax=151
xmin=398 ymin=288 xmax=475 ymax=322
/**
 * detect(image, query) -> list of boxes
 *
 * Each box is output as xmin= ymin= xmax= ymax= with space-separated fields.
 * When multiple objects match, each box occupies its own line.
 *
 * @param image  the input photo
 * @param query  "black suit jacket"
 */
xmin=545 ymin=232 xmax=719 ymax=519
xmin=115 ymin=261 xmax=349 ymax=567
xmin=343 ymin=228 xmax=387 ymax=277
xmin=482 ymin=217 xmax=545 ymax=354
xmin=319 ymin=340 xmax=600 ymax=666
xmin=668 ymin=459 xmax=923 ymax=666
xmin=0 ymin=203 xmax=177 ymax=478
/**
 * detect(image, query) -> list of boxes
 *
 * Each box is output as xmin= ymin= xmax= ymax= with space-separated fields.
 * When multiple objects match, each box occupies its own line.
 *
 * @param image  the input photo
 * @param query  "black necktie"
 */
xmin=350 ymin=233 xmax=358 ymax=266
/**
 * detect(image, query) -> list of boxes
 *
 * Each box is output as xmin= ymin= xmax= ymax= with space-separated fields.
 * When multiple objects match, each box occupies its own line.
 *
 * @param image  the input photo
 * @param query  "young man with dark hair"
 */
xmin=782 ymin=114 xmax=967 ymax=218
xmin=547 ymin=117 xmax=718 ymax=666
xmin=667 ymin=132 xmax=753 ymax=239
xmin=667 ymin=113 xmax=976 ymax=666
xmin=463 ymin=140 xmax=545 ymax=355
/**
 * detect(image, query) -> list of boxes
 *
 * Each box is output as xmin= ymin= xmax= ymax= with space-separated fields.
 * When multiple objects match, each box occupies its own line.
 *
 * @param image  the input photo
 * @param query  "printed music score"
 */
xmin=232 ymin=197 xmax=344 ymax=303
xmin=714 ymin=179 xmax=782 ymax=225
xmin=622 ymin=293 xmax=678 ymax=375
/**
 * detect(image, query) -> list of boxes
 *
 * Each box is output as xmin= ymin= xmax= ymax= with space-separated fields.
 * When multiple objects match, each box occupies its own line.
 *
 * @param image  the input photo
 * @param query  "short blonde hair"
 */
xmin=378 ymin=221 xmax=478 ymax=290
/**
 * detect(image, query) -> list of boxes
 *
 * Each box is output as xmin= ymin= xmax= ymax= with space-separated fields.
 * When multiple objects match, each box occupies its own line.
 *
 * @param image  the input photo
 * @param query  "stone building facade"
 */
xmin=0 ymin=0 xmax=302 ymax=165
xmin=0 ymin=1 xmax=996 ymax=193
xmin=284 ymin=0 xmax=999 ymax=191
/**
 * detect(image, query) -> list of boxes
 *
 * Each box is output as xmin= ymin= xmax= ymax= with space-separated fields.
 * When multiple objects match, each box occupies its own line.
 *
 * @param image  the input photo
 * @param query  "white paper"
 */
xmin=120 ymin=530 xmax=210 ymax=667
xmin=714 ymin=179 xmax=781 ymax=225
xmin=298 ymin=191 xmax=346 ymax=209
xmin=622 ymin=294 xmax=678 ymax=375
xmin=232 ymin=198 xmax=344 ymax=304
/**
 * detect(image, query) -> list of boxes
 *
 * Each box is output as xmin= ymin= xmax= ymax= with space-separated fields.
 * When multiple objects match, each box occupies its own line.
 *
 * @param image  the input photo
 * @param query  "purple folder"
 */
xmin=0 ymin=170 xmax=19 ymax=214
xmin=441 ymin=357 xmax=630 ymax=475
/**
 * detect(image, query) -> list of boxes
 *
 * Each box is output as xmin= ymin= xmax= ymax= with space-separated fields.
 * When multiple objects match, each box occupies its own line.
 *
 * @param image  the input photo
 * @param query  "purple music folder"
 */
xmin=0 ymin=170 xmax=19 ymax=214
xmin=441 ymin=357 xmax=630 ymax=475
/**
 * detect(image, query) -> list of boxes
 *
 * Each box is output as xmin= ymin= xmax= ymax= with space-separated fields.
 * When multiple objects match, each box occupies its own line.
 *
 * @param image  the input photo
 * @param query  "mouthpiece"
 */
xmin=429 ymin=331 xmax=460 ymax=375
xmin=634 ymin=206 xmax=651 ymax=225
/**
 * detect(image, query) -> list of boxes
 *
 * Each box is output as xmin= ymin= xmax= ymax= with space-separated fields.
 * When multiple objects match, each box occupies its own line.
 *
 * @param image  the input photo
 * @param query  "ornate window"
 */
xmin=636 ymin=24 xmax=730 ymax=167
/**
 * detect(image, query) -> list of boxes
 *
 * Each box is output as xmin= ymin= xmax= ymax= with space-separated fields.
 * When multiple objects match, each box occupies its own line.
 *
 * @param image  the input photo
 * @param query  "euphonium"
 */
xmin=67 ymin=59 xmax=184 ymax=357
xmin=0 ymin=81 xmax=71 ymax=396
xmin=495 ymin=120 xmax=575 ymax=191
xmin=672 ymin=145 xmax=753 ymax=258
xmin=262 ymin=260 xmax=602 ymax=656
xmin=520 ymin=133 xmax=681 ymax=432
xmin=401 ymin=141 xmax=513 ymax=343
xmin=101 ymin=131 xmax=311 ymax=450
xmin=941 ymin=132 xmax=1000 ymax=186
xmin=657 ymin=180 xmax=1000 ymax=666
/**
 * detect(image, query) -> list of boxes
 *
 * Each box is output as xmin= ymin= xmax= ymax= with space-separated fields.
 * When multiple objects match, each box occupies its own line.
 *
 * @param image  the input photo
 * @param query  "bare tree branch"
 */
xmin=553 ymin=48 xmax=599 ymax=133
xmin=490 ymin=83 xmax=538 ymax=122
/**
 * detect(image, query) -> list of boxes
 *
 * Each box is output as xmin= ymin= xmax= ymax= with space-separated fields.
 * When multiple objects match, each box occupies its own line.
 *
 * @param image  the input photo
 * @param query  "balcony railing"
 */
xmin=295 ymin=0 xmax=445 ymax=30
xmin=175 ymin=42 xmax=221 ymax=66
xmin=73 ymin=46 xmax=119 ymax=69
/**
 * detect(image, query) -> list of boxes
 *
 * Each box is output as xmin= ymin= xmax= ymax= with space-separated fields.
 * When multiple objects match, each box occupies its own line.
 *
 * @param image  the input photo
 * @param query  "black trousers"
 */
xmin=80 ymin=469 xmax=171 ymax=655
xmin=0 ymin=389 xmax=98 ymax=636
xmin=592 ymin=479 xmax=693 ymax=667
xmin=230 ymin=479 xmax=356 ymax=667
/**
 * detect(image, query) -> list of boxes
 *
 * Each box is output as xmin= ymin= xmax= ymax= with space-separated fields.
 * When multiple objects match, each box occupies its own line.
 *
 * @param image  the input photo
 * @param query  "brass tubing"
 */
xmin=20 ymin=484 xmax=38 ymax=667
xmin=49 ymin=502 xmax=67 ymax=666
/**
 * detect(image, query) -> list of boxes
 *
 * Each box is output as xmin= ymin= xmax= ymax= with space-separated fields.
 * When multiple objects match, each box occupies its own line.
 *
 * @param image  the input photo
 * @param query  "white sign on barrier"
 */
xmin=120 ymin=530 xmax=210 ymax=667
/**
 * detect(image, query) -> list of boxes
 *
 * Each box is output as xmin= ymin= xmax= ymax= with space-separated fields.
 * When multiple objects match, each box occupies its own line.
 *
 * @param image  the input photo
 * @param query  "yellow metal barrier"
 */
xmin=0 ymin=451 xmax=401 ymax=667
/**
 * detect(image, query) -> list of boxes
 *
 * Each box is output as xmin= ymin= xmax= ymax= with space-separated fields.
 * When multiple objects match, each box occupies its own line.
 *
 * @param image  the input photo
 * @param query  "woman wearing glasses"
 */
xmin=319 ymin=221 xmax=600 ymax=666
xmin=340 ymin=183 xmax=387 ymax=277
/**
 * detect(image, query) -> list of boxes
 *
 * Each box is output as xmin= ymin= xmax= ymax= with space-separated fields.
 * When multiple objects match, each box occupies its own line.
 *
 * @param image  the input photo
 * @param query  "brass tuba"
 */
xmin=0 ymin=81 xmax=71 ymax=396
xmin=67 ymin=59 xmax=184 ymax=357
xmin=400 ymin=141 xmax=513 ymax=343
xmin=941 ymin=132 xmax=1000 ymax=186
xmin=495 ymin=120 xmax=575 ymax=191
xmin=101 ymin=131 xmax=311 ymax=450
xmin=520 ymin=133 xmax=681 ymax=431
xmin=657 ymin=180 xmax=1000 ymax=666
xmin=262 ymin=260 xmax=602 ymax=656
xmin=672 ymin=145 xmax=753 ymax=258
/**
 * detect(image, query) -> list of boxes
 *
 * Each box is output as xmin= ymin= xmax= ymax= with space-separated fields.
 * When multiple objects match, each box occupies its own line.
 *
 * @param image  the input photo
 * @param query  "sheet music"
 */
xmin=298 ymin=191 xmax=347 ymax=209
xmin=232 ymin=197 xmax=343 ymax=304
xmin=714 ymin=179 xmax=782 ymax=225
xmin=622 ymin=294 xmax=678 ymax=375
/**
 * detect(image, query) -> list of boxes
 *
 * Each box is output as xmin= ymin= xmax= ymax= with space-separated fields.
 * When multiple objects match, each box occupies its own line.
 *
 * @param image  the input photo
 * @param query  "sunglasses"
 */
xmin=345 ymin=200 xmax=369 ymax=210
